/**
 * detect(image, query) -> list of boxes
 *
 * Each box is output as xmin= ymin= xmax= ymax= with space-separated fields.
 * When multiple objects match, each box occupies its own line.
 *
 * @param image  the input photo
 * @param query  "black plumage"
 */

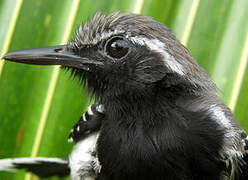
xmin=2 ymin=12 xmax=248 ymax=180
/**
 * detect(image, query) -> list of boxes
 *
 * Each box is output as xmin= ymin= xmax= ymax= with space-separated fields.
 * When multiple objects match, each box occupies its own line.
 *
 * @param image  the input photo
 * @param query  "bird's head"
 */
xmin=3 ymin=12 xmax=216 ymax=99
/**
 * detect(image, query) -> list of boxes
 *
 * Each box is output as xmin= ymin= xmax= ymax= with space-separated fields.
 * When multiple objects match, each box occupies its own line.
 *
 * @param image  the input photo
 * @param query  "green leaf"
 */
xmin=0 ymin=0 xmax=247 ymax=180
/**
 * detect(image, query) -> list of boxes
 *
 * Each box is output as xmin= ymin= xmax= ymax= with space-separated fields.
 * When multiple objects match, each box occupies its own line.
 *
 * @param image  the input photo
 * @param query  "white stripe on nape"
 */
xmin=0 ymin=157 xmax=67 ymax=171
xmin=128 ymin=36 xmax=186 ymax=76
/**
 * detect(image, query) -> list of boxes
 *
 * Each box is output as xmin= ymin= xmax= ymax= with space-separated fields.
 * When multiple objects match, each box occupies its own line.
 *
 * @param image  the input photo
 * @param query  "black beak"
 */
xmin=2 ymin=45 xmax=102 ymax=70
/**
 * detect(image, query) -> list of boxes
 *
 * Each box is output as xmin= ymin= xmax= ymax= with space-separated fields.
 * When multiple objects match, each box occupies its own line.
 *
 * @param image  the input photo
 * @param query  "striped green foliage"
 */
xmin=0 ymin=0 xmax=247 ymax=179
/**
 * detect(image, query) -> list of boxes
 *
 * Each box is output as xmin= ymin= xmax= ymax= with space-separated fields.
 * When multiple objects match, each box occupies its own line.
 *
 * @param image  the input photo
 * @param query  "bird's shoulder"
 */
xmin=176 ymin=94 xmax=247 ymax=154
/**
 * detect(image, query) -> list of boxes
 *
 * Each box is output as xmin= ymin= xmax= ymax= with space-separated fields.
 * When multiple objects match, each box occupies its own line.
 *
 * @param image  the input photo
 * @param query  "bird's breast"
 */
xmin=96 ymin=115 xmax=186 ymax=179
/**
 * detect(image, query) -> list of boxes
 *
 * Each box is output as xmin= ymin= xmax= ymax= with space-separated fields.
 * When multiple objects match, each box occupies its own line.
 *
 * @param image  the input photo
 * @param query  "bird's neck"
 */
xmin=100 ymin=88 xmax=185 ymax=128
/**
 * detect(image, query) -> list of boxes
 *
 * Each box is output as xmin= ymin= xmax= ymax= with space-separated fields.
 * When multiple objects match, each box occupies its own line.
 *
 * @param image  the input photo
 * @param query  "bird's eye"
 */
xmin=105 ymin=37 xmax=129 ymax=59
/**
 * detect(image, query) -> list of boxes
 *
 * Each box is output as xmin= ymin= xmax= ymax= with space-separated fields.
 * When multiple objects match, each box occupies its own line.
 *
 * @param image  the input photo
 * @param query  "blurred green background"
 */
xmin=0 ymin=0 xmax=247 ymax=179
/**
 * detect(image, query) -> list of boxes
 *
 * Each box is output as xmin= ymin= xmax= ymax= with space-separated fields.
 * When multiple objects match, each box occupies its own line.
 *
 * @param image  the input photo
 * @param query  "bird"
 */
xmin=1 ymin=11 xmax=248 ymax=180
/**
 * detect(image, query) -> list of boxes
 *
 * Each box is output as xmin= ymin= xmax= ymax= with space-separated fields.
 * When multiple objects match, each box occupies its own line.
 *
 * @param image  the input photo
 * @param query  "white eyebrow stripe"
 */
xmin=128 ymin=36 xmax=186 ymax=75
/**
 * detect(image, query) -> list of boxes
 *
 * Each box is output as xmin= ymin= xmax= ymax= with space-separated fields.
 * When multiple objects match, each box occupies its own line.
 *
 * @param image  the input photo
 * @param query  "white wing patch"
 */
xmin=69 ymin=132 xmax=100 ymax=180
xmin=87 ymin=106 xmax=94 ymax=115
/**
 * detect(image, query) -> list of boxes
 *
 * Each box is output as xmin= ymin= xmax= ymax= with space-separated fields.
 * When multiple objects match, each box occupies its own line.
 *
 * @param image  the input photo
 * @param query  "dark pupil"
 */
xmin=107 ymin=38 xmax=129 ymax=58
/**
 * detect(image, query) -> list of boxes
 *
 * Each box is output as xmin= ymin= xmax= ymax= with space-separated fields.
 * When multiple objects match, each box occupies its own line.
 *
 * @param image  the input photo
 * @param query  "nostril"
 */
xmin=54 ymin=48 xmax=63 ymax=53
